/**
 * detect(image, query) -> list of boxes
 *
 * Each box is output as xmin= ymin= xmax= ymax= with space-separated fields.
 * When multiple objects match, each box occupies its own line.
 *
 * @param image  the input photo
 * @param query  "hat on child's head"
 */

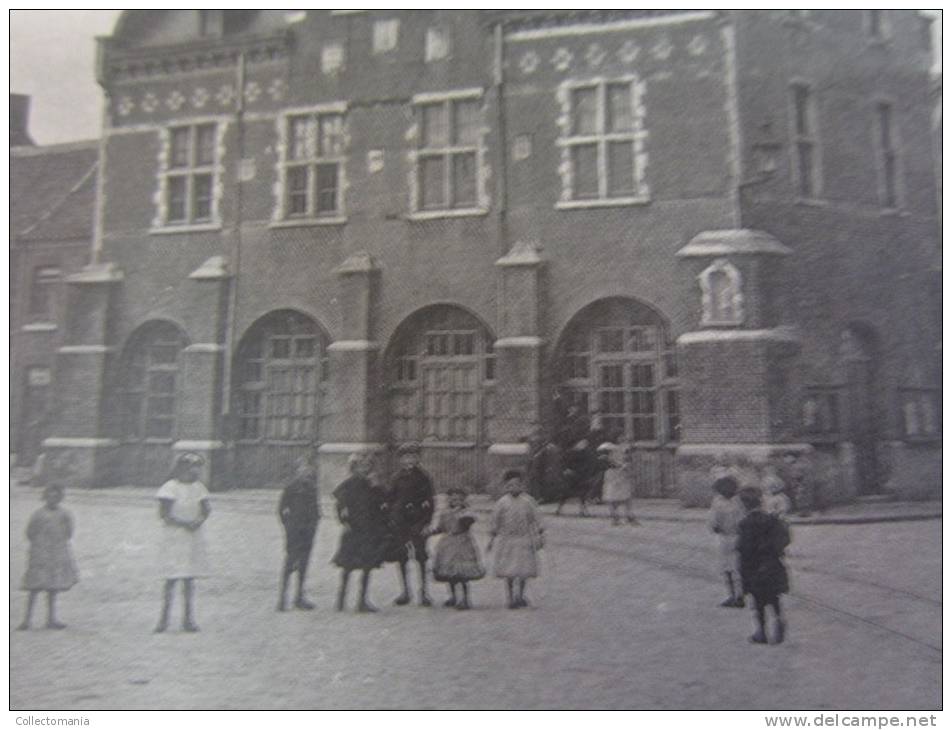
xmin=738 ymin=486 xmax=763 ymax=510
xmin=446 ymin=486 xmax=467 ymax=497
xmin=596 ymin=442 xmax=614 ymax=453
xmin=177 ymin=452 xmax=205 ymax=468
xmin=397 ymin=441 xmax=422 ymax=456
xmin=502 ymin=469 xmax=523 ymax=482
xmin=765 ymin=475 xmax=786 ymax=495
xmin=712 ymin=475 xmax=739 ymax=498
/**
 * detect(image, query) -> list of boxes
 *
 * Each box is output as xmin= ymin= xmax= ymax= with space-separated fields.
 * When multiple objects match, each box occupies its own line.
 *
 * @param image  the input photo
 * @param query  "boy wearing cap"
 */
xmin=389 ymin=442 xmax=435 ymax=606
xmin=277 ymin=455 xmax=321 ymax=611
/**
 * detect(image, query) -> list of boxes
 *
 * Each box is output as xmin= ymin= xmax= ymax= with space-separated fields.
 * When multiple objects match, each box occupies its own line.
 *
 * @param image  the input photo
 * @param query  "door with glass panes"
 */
xmin=558 ymin=299 xmax=678 ymax=497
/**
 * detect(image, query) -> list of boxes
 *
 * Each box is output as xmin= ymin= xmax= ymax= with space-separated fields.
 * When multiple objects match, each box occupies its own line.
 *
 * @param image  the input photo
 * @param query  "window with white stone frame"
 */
xmin=410 ymin=90 xmax=488 ymax=217
xmin=556 ymin=76 xmax=649 ymax=208
xmin=154 ymin=121 xmax=224 ymax=230
xmin=273 ymin=104 xmax=348 ymax=225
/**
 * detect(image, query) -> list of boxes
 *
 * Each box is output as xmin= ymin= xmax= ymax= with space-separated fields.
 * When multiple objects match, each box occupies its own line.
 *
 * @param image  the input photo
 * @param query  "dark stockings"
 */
xmin=506 ymin=578 xmax=528 ymax=608
xmin=278 ymin=552 xmax=313 ymax=611
xmin=752 ymin=595 xmax=784 ymax=644
xmin=18 ymin=590 xmax=62 ymax=630
xmin=446 ymin=581 xmax=470 ymax=609
xmin=395 ymin=560 xmax=430 ymax=605
xmin=155 ymin=578 xmax=198 ymax=633
xmin=338 ymin=569 xmax=376 ymax=612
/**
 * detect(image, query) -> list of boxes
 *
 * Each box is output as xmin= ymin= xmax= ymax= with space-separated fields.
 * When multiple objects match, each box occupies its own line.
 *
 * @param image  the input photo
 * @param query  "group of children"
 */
xmin=330 ymin=443 xmax=545 ymax=613
xmin=709 ymin=470 xmax=792 ymax=646
xmin=17 ymin=446 xmax=792 ymax=645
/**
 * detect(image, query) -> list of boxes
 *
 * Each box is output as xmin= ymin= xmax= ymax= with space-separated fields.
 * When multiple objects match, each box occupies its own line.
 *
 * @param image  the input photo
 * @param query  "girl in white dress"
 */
xmin=488 ymin=470 xmax=545 ymax=609
xmin=154 ymin=452 xmax=210 ymax=633
xmin=598 ymin=442 xmax=638 ymax=526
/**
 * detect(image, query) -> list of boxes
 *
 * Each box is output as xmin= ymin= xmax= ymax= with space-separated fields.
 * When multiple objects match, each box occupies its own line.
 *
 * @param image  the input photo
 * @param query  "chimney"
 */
xmin=10 ymin=94 xmax=34 ymax=147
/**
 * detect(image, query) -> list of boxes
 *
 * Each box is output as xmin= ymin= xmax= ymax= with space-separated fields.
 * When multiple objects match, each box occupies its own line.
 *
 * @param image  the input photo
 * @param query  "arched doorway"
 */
xmin=115 ymin=320 xmax=190 ymax=483
xmin=232 ymin=309 xmax=329 ymax=488
xmin=555 ymin=297 xmax=679 ymax=497
xmin=839 ymin=323 xmax=881 ymax=495
xmin=385 ymin=305 xmax=496 ymax=491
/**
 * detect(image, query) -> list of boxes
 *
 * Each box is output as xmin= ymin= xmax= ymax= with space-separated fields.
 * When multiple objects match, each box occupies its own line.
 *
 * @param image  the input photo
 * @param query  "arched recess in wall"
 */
xmin=553 ymin=296 xmax=678 ymax=497
xmin=231 ymin=309 xmax=330 ymax=488
xmin=383 ymin=304 xmax=496 ymax=491
xmin=116 ymin=319 xmax=190 ymax=441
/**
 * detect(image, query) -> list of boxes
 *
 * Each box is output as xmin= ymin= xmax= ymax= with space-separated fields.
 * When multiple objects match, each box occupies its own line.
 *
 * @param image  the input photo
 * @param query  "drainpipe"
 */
xmin=220 ymin=50 xmax=246 ymax=430
xmin=493 ymin=20 xmax=508 ymax=257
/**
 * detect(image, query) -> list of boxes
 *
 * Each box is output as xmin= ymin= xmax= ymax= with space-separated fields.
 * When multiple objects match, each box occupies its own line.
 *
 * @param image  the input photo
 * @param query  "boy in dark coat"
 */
xmin=277 ymin=456 xmax=321 ymax=611
xmin=389 ymin=442 xmax=435 ymax=606
xmin=737 ymin=486 xmax=791 ymax=645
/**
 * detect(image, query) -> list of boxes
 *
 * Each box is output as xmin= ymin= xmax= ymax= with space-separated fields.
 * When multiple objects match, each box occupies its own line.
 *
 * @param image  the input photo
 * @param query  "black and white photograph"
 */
xmin=8 ymin=8 xmax=943 ymax=716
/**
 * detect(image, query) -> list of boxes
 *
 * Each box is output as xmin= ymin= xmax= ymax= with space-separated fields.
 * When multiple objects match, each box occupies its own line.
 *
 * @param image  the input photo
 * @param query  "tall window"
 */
xmin=802 ymin=387 xmax=841 ymax=436
xmin=119 ymin=322 xmax=188 ymax=440
xmin=866 ymin=10 xmax=888 ymax=41
xmin=279 ymin=109 xmax=346 ymax=220
xmin=560 ymin=78 xmax=647 ymax=204
xmin=425 ymin=27 xmax=450 ymax=62
xmin=791 ymin=83 xmax=820 ymax=199
xmin=875 ymin=102 xmax=901 ymax=209
xmin=558 ymin=300 xmax=679 ymax=444
xmin=388 ymin=307 xmax=495 ymax=443
xmin=235 ymin=311 xmax=328 ymax=442
xmin=900 ymin=388 xmax=941 ymax=439
xmin=373 ymin=19 xmax=400 ymax=54
xmin=163 ymin=123 xmax=217 ymax=225
xmin=414 ymin=94 xmax=482 ymax=212
xmin=28 ymin=266 xmax=60 ymax=319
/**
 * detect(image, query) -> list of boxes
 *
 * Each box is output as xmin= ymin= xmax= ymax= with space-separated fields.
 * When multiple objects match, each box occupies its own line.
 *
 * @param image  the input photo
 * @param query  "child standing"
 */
xmin=598 ymin=441 xmax=638 ymax=526
xmin=154 ymin=452 xmax=211 ymax=633
xmin=18 ymin=484 xmax=78 ymax=630
xmin=488 ymin=470 xmax=545 ymax=609
xmin=763 ymin=466 xmax=792 ymax=520
xmin=709 ymin=475 xmax=745 ymax=608
xmin=427 ymin=488 xmax=485 ymax=610
xmin=737 ymin=486 xmax=791 ymax=644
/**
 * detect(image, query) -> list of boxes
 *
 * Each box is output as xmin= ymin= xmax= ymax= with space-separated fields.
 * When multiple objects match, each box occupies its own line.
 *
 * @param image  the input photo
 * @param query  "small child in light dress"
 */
xmin=598 ymin=442 xmax=638 ymax=526
xmin=18 ymin=484 xmax=79 ymax=630
xmin=709 ymin=475 xmax=745 ymax=608
xmin=427 ymin=487 xmax=485 ymax=610
xmin=488 ymin=470 xmax=545 ymax=609
xmin=154 ymin=452 xmax=211 ymax=633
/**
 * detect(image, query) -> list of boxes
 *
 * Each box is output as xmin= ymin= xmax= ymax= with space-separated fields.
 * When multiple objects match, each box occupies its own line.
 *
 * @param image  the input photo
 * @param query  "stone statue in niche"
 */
xmin=699 ymin=258 xmax=744 ymax=326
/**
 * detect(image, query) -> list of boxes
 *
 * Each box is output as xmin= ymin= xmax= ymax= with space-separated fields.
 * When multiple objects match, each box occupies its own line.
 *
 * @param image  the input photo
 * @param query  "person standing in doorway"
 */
xmin=154 ymin=452 xmax=211 ymax=633
xmin=277 ymin=455 xmax=321 ymax=611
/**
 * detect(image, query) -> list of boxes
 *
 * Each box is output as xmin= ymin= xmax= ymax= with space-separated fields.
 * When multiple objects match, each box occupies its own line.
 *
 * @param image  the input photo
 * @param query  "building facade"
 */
xmin=36 ymin=10 xmax=940 ymax=502
xmin=11 ymin=95 xmax=97 ymax=469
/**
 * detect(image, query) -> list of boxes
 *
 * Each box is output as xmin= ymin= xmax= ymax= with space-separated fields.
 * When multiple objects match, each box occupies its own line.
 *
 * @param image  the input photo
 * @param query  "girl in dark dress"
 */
xmin=332 ymin=452 xmax=385 ymax=613
xmin=737 ymin=486 xmax=791 ymax=645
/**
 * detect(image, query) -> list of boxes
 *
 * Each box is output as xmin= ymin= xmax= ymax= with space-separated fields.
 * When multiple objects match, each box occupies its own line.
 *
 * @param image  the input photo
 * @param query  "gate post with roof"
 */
xmin=674 ymin=230 xmax=811 ymax=506
xmin=317 ymin=252 xmax=384 ymax=489
xmin=487 ymin=241 xmax=544 ymax=493
xmin=175 ymin=256 xmax=231 ymax=489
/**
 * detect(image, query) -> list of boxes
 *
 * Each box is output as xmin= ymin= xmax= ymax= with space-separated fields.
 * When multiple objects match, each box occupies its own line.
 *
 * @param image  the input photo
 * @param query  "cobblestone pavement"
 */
xmin=9 ymin=488 xmax=941 ymax=710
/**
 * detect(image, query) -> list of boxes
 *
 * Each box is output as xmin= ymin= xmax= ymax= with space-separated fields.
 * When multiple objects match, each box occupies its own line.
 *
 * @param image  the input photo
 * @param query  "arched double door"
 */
xmin=384 ymin=305 xmax=496 ymax=491
xmin=555 ymin=297 xmax=679 ymax=497
xmin=232 ymin=309 xmax=329 ymax=488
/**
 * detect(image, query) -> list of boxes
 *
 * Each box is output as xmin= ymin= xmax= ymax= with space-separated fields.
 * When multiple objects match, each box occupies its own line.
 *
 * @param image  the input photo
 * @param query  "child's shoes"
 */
xmin=749 ymin=629 xmax=768 ymax=644
xmin=774 ymin=619 xmax=786 ymax=644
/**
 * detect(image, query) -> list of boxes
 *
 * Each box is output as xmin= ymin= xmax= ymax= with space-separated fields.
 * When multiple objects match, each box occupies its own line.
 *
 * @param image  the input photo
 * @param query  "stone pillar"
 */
xmin=487 ymin=241 xmax=544 ymax=491
xmin=42 ymin=263 xmax=123 ymax=488
xmin=175 ymin=256 xmax=231 ymax=489
xmin=674 ymin=230 xmax=811 ymax=506
xmin=317 ymin=252 xmax=385 ymax=488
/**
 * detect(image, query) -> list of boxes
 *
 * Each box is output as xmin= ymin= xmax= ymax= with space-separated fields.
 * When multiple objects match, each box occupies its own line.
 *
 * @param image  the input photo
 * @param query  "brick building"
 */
xmin=36 ymin=10 xmax=940 ymax=502
xmin=11 ymin=95 xmax=98 ymax=468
